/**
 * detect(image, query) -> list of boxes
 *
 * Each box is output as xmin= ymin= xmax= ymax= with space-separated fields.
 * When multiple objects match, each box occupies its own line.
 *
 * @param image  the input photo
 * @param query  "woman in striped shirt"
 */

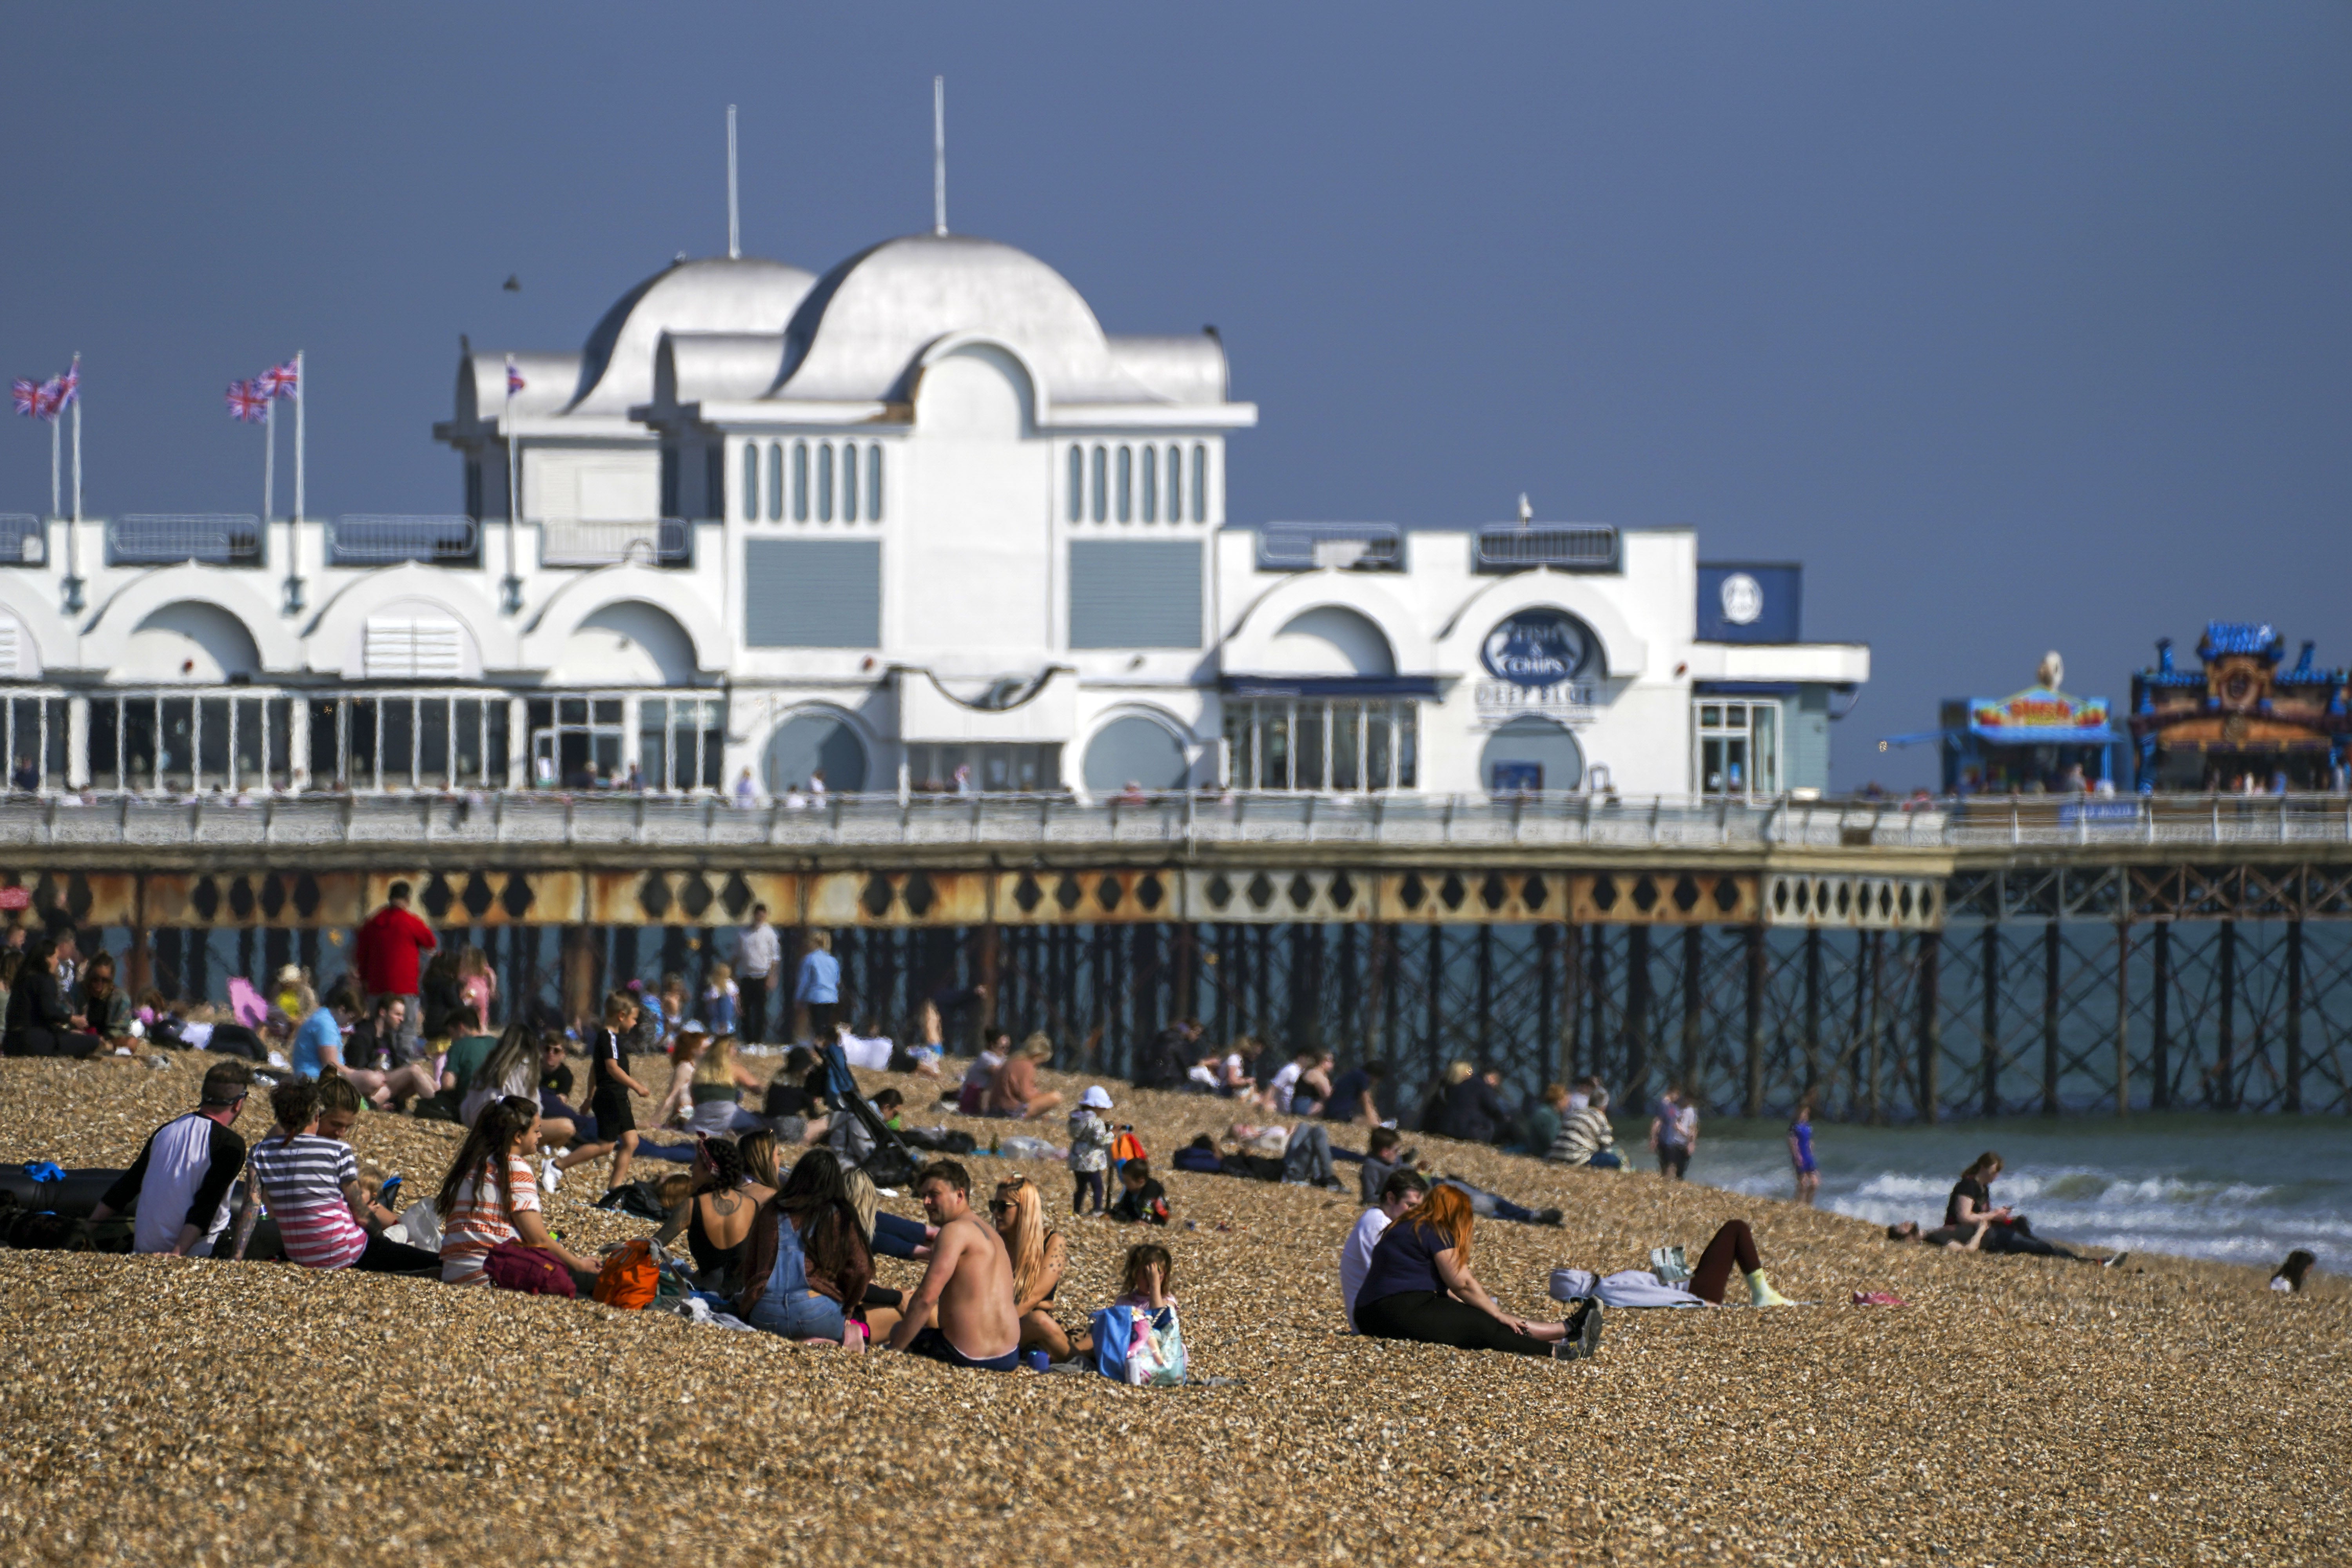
xmin=434 ymin=1096 xmax=599 ymax=1286
xmin=233 ymin=1080 xmax=441 ymax=1272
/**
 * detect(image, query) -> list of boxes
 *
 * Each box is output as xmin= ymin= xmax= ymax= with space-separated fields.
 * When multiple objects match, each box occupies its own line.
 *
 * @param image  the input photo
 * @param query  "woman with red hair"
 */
xmin=1352 ymin=1184 xmax=1601 ymax=1361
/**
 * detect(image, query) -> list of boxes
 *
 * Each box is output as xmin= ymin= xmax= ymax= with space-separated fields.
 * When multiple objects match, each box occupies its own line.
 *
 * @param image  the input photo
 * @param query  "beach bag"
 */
xmin=594 ymin=1181 xmax=673 ymax=1222
xmin=1091 ymin=1305 xmax=1188 ymax=1387
xmin=1109 ymin=1130 xmax=1148 ymax=1167
xmin=387 ymin=1198 xmax=442 ymax=1252
xmin=1648 ymin=1245 xmax=1692 ymax=1285
xmin=593 ymin=1238 xmax=662 ymax=1310
xmin=483 ymin=1241 xmax=576 ymax=1297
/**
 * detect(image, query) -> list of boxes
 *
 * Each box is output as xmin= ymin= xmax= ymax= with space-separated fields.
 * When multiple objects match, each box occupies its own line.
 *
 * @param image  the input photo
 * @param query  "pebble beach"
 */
xmin=1 ymin=1052 xmax=2344 ymax=1568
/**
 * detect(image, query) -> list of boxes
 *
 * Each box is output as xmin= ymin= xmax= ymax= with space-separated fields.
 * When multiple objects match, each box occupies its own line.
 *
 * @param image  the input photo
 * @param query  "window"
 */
xmin=741 ymin=443 xmax=758 ymax=522
xmin=1191 ymin=445 xmax=1207 ymax=522
xmin=1067 ymin=446 xmax=1083 ymax=523
xmin=744 ymin=539 xmax=882 ymax=647
xmin=1067 ymin=540 xmax=1203 ymax=649
xmin=905 ymin=742 xmax=1061 ymax=794
xmin=1694 ymin=699 xmax=1779 ymax=798
xmin=817 ymin=443 xmax=834 ymax=522
xmin=1091 ymin=446 xmax=1109 ymax=523
xmin=1140 ymin=446 xmax=1157 ymax=522
xmin=766 ymin=443 xmax=782 ymax=521
xmin=1166 ymin=444 xmax=1181 ymax=522
xmin=528 ymin=695 xmax=626 ymax=788
xmin=841 ymin=441 xmax=858 ymax=521
xmin=362 ymin=617 xmax=466 ymax=679
xmin=1116 ymin=446 xmax=1132 ymax=522
xmin=639 ymin=695 xmax=726 ymax=790
xmin=867 ymin=443 xmax=884 ymax=521
xmin=793 ymin=441 xmax=809 ymax=521
xmin=1223 ymin=699 xmax=1417 ymax=791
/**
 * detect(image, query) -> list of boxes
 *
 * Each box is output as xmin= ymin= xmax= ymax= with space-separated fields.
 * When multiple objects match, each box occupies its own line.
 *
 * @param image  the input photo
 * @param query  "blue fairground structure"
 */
xmin=2129 ymin=623 xmax=2352 ymax=793
xmin=1879 ymin=652 xmax=2121 ymax=795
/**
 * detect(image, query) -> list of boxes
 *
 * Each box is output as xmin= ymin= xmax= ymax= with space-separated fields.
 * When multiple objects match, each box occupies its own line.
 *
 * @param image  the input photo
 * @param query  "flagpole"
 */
xmin=293 ymin=350 xmax=305 ymax=521
xmin=65 ymin=367 xmax=83 ymax=614
xmin=48 ymin=419 xmax=59 ymax=521
xmin=263 ymin=395 xmax=276 ymax=524
xmin=504 ymin=356 xmax=521 ymax=614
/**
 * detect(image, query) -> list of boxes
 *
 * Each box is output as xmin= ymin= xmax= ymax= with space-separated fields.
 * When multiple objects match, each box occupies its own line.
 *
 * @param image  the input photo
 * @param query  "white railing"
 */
xmin=537 ymin=518 xmax=691 ymax=568
xmin=109 ymin=515 xmax=265 ymax=567
xmin=329 ymin=515 xmax=479 ymax=566
xmin=0 ymin=789 xmax=2343 ymax=854
xmin=0 ymin=515 xmax=45 ymax=566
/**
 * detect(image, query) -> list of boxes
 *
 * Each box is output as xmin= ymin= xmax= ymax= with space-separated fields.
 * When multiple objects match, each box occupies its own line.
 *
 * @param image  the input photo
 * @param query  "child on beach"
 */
xmin=1113 ymin=1242 xmax=1175 ymax=1310
xmin=1110 ymin=1159 xmax=1170 ymax=1225
xmin=1788 ymin=1101 xmax=1819 ymax=1206
xmin=701 ymin=963 xmax=739 ymax=1037
xmin=1067 ymin=1086 xmax=1114 ymax=1216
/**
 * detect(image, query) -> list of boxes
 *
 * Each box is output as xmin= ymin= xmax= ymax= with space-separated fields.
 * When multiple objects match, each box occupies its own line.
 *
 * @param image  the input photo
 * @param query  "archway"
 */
xmin=1082 ymin=715 xmax=1189 ymax=793
xmin=115 ymin=602 xmax=263 ymax=682
xmin=551 ymin=601 xmax=699 ymax=686
xmin=1479 ymin=716 xmax=1583 ymax=793
xmin=764 ymin=710 xmax=869 ymax=793
xmin=1266 ymin=606 xmax=1395 ymax=676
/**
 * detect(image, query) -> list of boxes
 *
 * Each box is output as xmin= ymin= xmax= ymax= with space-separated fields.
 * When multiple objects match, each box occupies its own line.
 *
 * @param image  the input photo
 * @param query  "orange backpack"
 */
xmin=593 ymin=1238 xmax=661 ymax=1310
xmin=1110 ymin=1130 xmax=1149 ymax=1167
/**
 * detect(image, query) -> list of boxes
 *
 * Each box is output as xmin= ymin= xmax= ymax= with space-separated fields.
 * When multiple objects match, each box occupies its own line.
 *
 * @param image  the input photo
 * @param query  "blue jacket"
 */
xmin=795 ymin=949 xmax=840 ymax=1005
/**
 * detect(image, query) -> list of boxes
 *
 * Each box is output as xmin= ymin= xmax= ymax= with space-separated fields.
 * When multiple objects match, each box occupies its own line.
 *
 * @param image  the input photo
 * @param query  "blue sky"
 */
xmin=4 ymin=4 xmax=2346 ymax=787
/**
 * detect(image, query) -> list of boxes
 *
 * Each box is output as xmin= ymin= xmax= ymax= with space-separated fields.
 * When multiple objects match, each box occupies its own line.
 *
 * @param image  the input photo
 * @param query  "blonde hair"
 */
xmin=707 ymin=960 xmax=732 ymax=984
xmin=1443 ymin=1060 xmax=1475 ymax=1087
xmin=994 ymin=1176 xmax=1051 ymax=1301
xmin=842 ymin=1167 xmax=880 ymax=1243
xmin=1020 ymin=1031 xmax=1054 ymax=1062
xmin=692 ymin=1034 xmax=735 ymax=1085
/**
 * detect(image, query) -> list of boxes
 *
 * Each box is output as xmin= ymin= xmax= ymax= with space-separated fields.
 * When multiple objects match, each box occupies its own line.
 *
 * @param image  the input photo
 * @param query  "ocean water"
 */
xmin=1662 ymin=1114 xmax=2351 ymax=1277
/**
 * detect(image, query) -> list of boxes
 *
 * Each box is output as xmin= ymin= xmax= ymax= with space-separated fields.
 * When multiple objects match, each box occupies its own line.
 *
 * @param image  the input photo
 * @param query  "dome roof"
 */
xmin=771 ymin=233 xmax=1163 ymax=407
xmin=568 ymin=255 xmax=816 ymax=415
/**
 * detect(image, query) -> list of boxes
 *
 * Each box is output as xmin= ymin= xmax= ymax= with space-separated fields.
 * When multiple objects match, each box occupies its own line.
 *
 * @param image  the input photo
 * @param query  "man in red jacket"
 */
xmin=352 ymin=881 xmax=436 ymax=1063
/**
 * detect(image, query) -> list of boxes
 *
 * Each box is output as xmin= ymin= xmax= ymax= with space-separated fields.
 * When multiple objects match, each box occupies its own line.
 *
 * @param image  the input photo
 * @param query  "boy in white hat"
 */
xmin=1068 ymin=1085 xmax=1116 ymax=1217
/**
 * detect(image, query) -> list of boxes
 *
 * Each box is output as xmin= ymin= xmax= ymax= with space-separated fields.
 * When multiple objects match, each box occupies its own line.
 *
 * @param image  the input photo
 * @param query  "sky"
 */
xmin=3 ymin=4 xmax=2346 ymax=789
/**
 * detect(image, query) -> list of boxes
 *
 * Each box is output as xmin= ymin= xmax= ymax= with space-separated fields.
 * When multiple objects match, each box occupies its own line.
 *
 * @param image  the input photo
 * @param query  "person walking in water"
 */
xmin=1787 ymin=1099 xmax=1820 ymax=1207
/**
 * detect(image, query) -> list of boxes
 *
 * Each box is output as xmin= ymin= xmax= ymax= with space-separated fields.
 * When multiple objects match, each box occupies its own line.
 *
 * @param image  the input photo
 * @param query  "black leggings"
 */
xmin=349 ymin=1233 xmax=443 ymax=1274
xmin=1982 ymin=1223 xmax=2085 ymax=1261
xmin=5 ymin=1027 xmax=102 ymax=1059
xmin=1688 ymin=1219 xmax=1764 ymax=1303
xmin=1356 ymin=1290 xmax=1554 ymax=1358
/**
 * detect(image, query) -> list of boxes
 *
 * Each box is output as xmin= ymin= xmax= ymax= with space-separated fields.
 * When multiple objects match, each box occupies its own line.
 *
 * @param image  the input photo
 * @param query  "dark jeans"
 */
xmin=1982 ymin=1222 xmax=2084 ymax=1261
xmin=1283 ymin=1124 xmax=1337 ymax=1185
xmin=739 ymin=973 xmax=769 ymax=1044
xmin=1356 ymin=1289 xmax=1554 ymax=1358
xmin=350 ymin=1232 xmax=443 ymax=1274
xmin=871 ymin=1210 xmax=928 ymax=1260
xmin=1657 ymin=1145 xmax=1691 ymax=1180
xmin=1073 ymin=1170 xmax=1105 ymax=1214
xmin=805 ymin=1000 xmax=838 ymax=1039
xmin=1687 ymin=1219 xmax=1763 ymax=1304
xmin=1439 ymin=1178 xmax=1545 ymax=1226
xmin=4 ymin=1027 xmax=102 ymax=1059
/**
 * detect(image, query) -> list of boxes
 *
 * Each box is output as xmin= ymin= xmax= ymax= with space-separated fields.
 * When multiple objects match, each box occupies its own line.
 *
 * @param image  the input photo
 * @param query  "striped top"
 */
xmin=439 ymin=1155 xmax=539 ymax=1284
xmin=247 ymin=1134 xmax=367 ymax=1269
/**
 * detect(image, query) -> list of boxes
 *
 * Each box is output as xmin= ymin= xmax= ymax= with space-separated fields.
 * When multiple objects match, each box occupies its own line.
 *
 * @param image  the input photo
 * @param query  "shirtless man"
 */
xmin=886 ymin=1160 xmax=1021 ymax=1372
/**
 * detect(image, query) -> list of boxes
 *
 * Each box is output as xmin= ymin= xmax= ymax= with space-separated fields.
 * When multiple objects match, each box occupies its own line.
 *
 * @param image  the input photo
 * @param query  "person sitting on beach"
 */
xmin=885 ymin=1160 xmax=1022 ymax=1370
xmin=72 ymin=952 xmax=135 ymax=1052
xmin=2271 ymin=1250 xmax=2317 ymax=1294
xmin=1267 ymin=1047 xmax=1319 ymax=1116
xmin=757 ymin=1046 xmax=834 ymax=1146
xmin=648 ymin=1024 xmax=712 ymax=1129
xmin=1522 ymin=1082 xmax=1568 ymax=1160
xmin=1358 ymin=1126 xmax=1419 ymax=1205
xmin=433 ymin=1005 xmax=495 ymax=1120
xmin=958 ymin=1031 xmax=1009 ymax=1115
xmin=303 ymin=987 xmax=436 ymax=1111
xmin=539 ymin=1033 xmax=592 ymax=1142
xmin=829 ymin=1085 xmax=904 ymax=1167
xmin=462 ymin=1022 xmax=570 ymax=1143
xmin=434 ymin=1094 xmax=600 ymax=1287
xmin=1433 ymin=1062 xmax=1513 ymax=1145
xmin=1218 ymin=1037 xmax=1263 ymax=1099
xmin=89 ymin=1059 xmax=254 ymax=1256
xmin=1546 ymin=1083 xmax=1621 ymax=1169
xmin=991 ymin=1175 xmax=1075 ymax=1361
xmin=1352 ymin=1184 xmax=1599 ymax=1361
xmin=1946 ymin=1152 xmax=2122 ymax=1265
xmin=653 ymin=1135 xmax=762 ymax=1292
xmin=1341 ymin=1168 xmax=1430 ymax=1327
xmin=986 ymin=1032 xmax=1064 ymax=1120
xmin=684 ymin=1034 xmax=768 ymax=1137
xmin=1109 ymin=1158 xmax=1170 ymax=1225
xmin=551 ymin=992 xmax=651 ymax=1196
xmin=1321 ymin=1058 xmax=1386 ymax=1126
xmin=232 ymin=1079 xmax=440 ymax=1272
xmin=740 ymin=1148 xmax=873 ymax=1345
xmin=1 ymin=936 xmax=101 ymax=1060
xmin=1886 ymin=1219 xmax=1992 ymax=1250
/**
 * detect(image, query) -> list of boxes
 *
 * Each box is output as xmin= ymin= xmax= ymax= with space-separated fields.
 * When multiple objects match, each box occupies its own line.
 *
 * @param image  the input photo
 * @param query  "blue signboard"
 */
xmin=1696 ymin=563 xmax=1803 ymax=644
xmin=1480 ymin=608 xmax=1598 ymax=688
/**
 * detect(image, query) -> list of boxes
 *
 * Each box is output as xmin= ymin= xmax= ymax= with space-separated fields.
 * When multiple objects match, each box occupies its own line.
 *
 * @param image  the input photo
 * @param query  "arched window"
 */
xmin=765 ymin=443 xmax=782 ymax=522
xmin=1067 ymin=445 xmax=1083 ymax=523
xmin=740 ymin=442 xmax=758 ymax=522
xmin=1116 ymin=446 xmax=1133 ymax=523
xmin=867 ymin=443 xmax=884 ymax=521
xmin=841 ymin=441 xmax=859 ymax=520
xmin=1191 ymin=444 xmax=1208 ymax=522
xmin=1091 ymin=446 xmax=1108 ymax=524
xmin=1140 ymin=446 xmax=1157 ymax=522
xmin=793 ymin=442 xmax=809 ymax=521
xmin=817 ymin=442 xmax=835 ymax=522
xmin=1166 ymin=443 xmax=1182 ymax=522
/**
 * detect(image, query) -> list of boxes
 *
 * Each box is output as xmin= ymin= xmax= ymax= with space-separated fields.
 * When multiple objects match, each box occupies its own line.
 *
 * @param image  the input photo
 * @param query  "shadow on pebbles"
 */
xmin=0 ymin=1052 xmax=2344 ymax=1566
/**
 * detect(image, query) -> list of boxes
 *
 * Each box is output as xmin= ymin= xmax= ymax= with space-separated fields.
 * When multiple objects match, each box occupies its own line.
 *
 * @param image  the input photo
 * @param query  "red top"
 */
xmin=354 ymin=904 xmax=437 ymax=996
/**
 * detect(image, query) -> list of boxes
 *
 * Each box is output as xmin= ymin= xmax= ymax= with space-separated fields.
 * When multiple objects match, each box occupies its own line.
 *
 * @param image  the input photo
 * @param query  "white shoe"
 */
xmin=541 ymin=1155 xmax=562 ymax=1192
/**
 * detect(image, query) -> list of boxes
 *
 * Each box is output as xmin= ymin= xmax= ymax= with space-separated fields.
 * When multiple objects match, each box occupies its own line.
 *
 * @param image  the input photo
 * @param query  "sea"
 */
xmin=1668 ymin=1114 xmax=2351 ymax=1277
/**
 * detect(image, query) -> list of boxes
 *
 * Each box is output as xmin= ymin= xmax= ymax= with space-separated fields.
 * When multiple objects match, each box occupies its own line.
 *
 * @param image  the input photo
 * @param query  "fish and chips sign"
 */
xmin=1969 ymin=686 xmax=2110 ymax=739
xmin=1475 ymin=608 xmax=1600 ymax=728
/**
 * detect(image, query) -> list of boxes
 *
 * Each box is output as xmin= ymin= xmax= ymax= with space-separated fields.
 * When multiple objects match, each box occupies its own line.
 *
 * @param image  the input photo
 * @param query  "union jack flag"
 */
xmin=8 ymin=379 xmax=45 ymax=419
xmin=225 ymin=379 xmax=270 ymax=422
xmin=505 ymin=358 xmax=525 ymax=395
xmin=53 ymin=355 xmax=79 ymax=409
xmin=256 ymin=358 xmax=299 ymax=400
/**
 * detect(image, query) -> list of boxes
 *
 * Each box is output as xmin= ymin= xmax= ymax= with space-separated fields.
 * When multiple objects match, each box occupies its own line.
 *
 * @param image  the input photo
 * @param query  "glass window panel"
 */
xmin=382 ymin=698 xmax=415 ymax=788
xmin=1191 ymin=445 xmax=1207 ymax=522
xmin=1264 ymin=707 xmax=1290 ymax=790
xmin=1700 ymin=705 xmax=1722 ymax=728
xmin=842 ymin=441 xmax=858 ymax=521
xmin=1167 ymin=445 xmax=1182 ymax=522
xmin=456 ymin=699 xmax=484 ymax=782
xmin=420 ymin=698 xmax=450 ymax=783
xmin=1333 ymin=704 xmax=1361 ymax=790
xmin=307 ymin=699 xmax=339 ymax=786
xmin=766 ymin=443 xmax=782 ymax=522
xmin=793 ymin=442 xmax=809 ymax=521
xmin=1091 ymin=447 xmax=1107 ymax=523
xmin=1368 ymin=706 xmax=1393 ymax=790
xmin=557 ymin=697 xmax=587 ymax=727
xmin=700 ymin=712 xmax=724 ymax=790
xmin=1296 ymin=701 xmax=1326 ymax=791
xmin=593 ymin=731 xmax=623 ymax=776
xmin=1116 ymin=446 xmax=1132 ymax=523
xmin=1396 ymin=704 xmax=1417 ymax=788
xmin=88 ymin=698 xmax=118 ymax=786
xmin=593 ymin=699 xmax=622 ymax=726
xmin=817 ymin=443 xmax=834 ymax=522
xmin=234 ymin=698 xmax=265 ymax=783
xmin=1140 ymin=446 xmax=1156 ymax=522
xmin=1752 ymin=704 xmax=1778 ymax=796
xmin=125 ymin=700 xmax=159 ymax=789
xmin=485 ymin=699 xmax=510 ymax=785
xmin=742 ymin=442 xmax=759 ymax=521
xmin=1222 ymin=703 xmax=1250 ymax=789
xmin=528 ymin=698 xmax=554 ymax=733
xmin=867 ymin=443 xmax=883 ymax=521
xmin=160 ymin=698 xmax=195 ymax=790
xmin=347 ymin=699 xmax=378 ymax=786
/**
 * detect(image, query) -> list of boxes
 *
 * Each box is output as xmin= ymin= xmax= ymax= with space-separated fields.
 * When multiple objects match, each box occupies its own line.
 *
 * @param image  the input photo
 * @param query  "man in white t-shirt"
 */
xmin=1267 ymin=1047 xmax=1318 ymax=1115
xmin=1339 ymin=1167 xmax=1429 ymax=1329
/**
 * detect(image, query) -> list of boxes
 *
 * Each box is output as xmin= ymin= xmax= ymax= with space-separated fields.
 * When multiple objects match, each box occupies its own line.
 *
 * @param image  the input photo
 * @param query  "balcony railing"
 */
xmin=109 ymin=515 xmax=264 ymax=567
xmin=330 ymin=515 xmax=480 ymax=566
xmin=1476 ymin=523 xmax=1619 ymax=573
xmin=1256 ymin=523 xmax=1403 ymax=572
xmin=0 ymin=515 xmax=44 ymax=567
xmin=539 ymin=518 xmax=692 ymax=568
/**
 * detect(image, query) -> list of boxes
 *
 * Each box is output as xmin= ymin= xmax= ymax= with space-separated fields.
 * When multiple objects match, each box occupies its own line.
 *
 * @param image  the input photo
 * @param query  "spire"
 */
xmin=933 ymin=76 xmax=948 ymax=236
